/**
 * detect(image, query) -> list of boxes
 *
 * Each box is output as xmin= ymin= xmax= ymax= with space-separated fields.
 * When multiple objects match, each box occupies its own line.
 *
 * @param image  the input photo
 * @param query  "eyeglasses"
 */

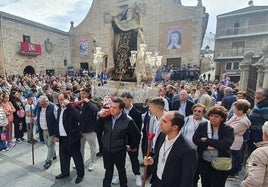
xmin=193 ymin=110 xmax=203 ymax=113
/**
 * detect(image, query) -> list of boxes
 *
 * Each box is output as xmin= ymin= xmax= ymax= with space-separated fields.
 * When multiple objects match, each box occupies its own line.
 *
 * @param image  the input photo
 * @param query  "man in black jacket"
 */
xmin=110 ymin=92 xmax=142 ymax=186
xmin=54 ymin=93 xmax=84 ymax=184
xmin=96 ymin=97 xmax=141 ymax=187
xmin=78 ymin=87 xmax=99 ymax=171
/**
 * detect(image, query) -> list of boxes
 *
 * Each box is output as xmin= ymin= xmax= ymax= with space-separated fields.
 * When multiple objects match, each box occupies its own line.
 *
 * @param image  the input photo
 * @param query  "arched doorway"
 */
xmin=23 ymin=65 xmax=35 ymax=75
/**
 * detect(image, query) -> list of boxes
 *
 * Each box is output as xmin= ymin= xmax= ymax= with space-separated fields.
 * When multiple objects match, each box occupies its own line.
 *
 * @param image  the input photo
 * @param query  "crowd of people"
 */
xmin=0 ymin=73 xmax=268 ymax=187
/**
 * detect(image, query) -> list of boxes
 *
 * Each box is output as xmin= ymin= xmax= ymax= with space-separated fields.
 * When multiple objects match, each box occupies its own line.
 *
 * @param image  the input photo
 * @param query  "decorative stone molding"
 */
xmin=241 ymin=51 xmax=254 ymax=65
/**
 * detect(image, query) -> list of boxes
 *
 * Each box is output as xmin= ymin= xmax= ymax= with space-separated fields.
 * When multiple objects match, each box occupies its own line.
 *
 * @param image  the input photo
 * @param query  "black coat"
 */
xmin=128 ymin=105 xmax=142 ymax=131
xmin=55 ymin=103 xmax=82 ymax=145
xmin=79 ymin=101 xmax=99 ymax=133
xmin=193 ymin=122 xmax=234 ymax=159
xmin=171 ymin=99 xmax=194 ymax=117
xmin=151 ymin=133 xmax=198 ymax=187
xmin=96 ymin=112 xmax=141 ymax=153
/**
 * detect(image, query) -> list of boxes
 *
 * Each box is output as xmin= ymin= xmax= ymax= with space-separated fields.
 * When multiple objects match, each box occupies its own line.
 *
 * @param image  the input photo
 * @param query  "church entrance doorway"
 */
xmin=23 ymin=65 xmax=35 ymax=75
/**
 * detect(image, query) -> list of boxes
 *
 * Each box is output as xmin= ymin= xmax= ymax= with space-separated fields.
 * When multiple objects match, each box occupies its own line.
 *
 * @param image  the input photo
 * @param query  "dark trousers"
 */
xmin=38 ymin=125 xmax=44 ymax=142
xmin=59 ymin=137 xmax=84 ymax=177
xmin=103 ymin=150 xmax=127 ymax=187
xmin=199 ymin=159 xmax=228 ymax=187
xmin=151 ymin=176 xmax=162 ymax=187
xmin=128 ymin=150 xmax=140 ymax=175
xmin=96 ymin=130 xmax=103 ymax=153
xmin=248 ymin=129 xmax=262 ymax=154
xmin=193 ymin=164 xmax=200 ymax=187
xmin=230 ymin=149 xmax=242 ymax=175
xmin=14 ymin=119 xmax=24 ymax=139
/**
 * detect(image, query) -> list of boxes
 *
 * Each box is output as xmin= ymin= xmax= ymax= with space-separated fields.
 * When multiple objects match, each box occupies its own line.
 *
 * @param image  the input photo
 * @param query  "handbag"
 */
xmin=206 ymin=122 xmax=232 ymax=171
xmin=211 ymin=157 xmax=232 ymax=171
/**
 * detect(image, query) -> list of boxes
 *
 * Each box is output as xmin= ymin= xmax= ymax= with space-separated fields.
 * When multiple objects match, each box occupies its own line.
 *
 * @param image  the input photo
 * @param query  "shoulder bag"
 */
xmin=207 ymin=122 xmax=232 ymax=171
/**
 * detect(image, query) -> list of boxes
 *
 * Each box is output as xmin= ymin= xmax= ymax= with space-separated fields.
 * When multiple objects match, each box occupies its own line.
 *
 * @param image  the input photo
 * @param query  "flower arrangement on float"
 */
xmin=98 ymin=95 xmax=112 ymax=117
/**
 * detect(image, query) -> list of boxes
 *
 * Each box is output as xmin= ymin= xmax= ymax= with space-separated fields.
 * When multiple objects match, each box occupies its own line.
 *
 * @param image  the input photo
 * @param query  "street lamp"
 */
xmin=129 ymin=44 xmax=162 ymax=85
xmin=93 ymin=47 xmax=104 ymax=81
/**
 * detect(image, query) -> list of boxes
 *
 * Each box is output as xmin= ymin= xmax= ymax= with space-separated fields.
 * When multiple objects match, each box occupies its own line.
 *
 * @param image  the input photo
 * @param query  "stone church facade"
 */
xmin=70 ymin=0 xmax=208 ymax=74
xmin=0 ymin=0 xmax=208 ymax=76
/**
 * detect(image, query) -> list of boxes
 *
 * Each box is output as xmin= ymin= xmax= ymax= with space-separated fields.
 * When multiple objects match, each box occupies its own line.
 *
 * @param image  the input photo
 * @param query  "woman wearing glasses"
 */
xmin=181 ymin=103 xmax=208 ymax=148
xmin=181 ymin=103 xmax=208 ymax=187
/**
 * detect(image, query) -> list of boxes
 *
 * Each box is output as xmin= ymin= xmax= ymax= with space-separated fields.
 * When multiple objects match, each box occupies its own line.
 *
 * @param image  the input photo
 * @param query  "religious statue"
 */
xmin=111 ymin=7 xmax=145 ymax=82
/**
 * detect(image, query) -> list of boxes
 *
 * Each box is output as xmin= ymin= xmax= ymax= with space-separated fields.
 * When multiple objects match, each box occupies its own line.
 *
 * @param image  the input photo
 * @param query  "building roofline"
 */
xmin=217 ymin=6 xmax=268 ymax=18
xmin=0 ymin=11 xmax=69 ymax=36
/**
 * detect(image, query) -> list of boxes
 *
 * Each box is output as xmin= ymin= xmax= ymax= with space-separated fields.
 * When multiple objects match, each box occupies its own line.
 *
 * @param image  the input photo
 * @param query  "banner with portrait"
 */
xmin=79 ymin=39 xmax=88 ymax=56
xmin=167 ymin=27 xmax=182 ymax=50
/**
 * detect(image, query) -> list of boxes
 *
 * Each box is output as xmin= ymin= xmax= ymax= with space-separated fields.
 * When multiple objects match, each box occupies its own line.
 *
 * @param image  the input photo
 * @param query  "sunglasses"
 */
xmin=193 ymin=110 xmax=203 ymax=113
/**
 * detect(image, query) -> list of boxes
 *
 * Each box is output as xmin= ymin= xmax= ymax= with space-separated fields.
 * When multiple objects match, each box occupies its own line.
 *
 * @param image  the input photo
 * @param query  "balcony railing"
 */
xmin=216 ymin=23 xmax=268 ymax=38
xmin=214 ymin=48 xmax=262 ymax=59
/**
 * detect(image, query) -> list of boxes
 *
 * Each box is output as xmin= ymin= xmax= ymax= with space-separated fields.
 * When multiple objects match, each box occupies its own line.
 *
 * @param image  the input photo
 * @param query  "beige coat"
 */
xmin=226 ymin=114 xmax=251 ymax=150
xmin=241 ymin=141 xmax=268 ymax=187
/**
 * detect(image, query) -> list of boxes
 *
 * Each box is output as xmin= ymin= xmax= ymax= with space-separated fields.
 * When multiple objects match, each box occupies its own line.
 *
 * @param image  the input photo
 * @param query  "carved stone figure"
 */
xmin=111 ymin=6 xmax=145 ymax=82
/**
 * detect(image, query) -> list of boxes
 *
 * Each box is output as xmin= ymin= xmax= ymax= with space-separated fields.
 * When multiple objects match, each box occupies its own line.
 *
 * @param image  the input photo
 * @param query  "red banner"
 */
xmin=20 ymin=42 xmax=42 ymax=54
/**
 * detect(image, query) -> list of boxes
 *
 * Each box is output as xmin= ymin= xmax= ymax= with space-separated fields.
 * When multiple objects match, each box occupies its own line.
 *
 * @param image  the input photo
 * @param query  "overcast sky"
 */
xmin=1 ymin=0 xmax=268 ymax=32
xmin=0 ymin=0 xmax=267 ymax=47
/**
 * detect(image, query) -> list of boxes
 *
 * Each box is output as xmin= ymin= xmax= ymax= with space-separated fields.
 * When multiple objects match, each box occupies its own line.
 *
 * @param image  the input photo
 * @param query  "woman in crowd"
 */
xmin=2 ymin=93 xmax=16 ymax=147
xmin=181 ymin=103 xmax=208 ymax=148
xmin=226 ymin=99 xmax=251 ymax=178
xmin=0 ymin=96 xmax=9 ymax=151
xmin=181 ymin=103 xmax=208 ymax=187
xmin=193 ymin=106 xmax=234 ymax=187
xmin=9 ymin=91 xmax=26 ymax=143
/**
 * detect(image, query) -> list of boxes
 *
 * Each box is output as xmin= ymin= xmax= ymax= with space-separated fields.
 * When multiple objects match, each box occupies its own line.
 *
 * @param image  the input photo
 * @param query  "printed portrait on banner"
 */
xmin=167 ymin=28 xmax=182 ymax=50
xmin=79 ymin=40 xmax=88 ymax=56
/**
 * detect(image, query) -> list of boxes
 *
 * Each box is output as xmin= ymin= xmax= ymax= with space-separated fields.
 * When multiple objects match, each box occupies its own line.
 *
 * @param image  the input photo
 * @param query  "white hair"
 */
xmin=262 ymin=121 xmax=268 ymax=136
xmin=38 ymin=95 xmax=49 ymax=102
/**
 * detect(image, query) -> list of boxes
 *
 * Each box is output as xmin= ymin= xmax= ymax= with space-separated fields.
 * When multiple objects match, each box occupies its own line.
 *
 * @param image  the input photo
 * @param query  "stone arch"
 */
xmin=23 ymin=65 xmax=35 ymax=75
xmin=18 ymin=60 xmax=38 ymax=75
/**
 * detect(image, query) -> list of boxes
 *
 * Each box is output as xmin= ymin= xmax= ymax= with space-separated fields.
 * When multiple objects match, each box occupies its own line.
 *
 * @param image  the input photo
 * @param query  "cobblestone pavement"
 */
xmin=0 ymin=139 xmax=244 ymax=187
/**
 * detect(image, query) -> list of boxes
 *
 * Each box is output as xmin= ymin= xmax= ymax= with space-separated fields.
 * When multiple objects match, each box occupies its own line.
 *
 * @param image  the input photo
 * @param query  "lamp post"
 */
xmin=129 ymin=44 xmax=162 ymax=85
xmin=93 ymin=46 xmax=104 ymax=81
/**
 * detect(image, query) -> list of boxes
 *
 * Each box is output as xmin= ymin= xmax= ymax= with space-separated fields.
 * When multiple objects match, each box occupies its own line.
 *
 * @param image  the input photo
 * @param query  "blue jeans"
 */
xmin=0 ymin=126 xmax=7 ymax=150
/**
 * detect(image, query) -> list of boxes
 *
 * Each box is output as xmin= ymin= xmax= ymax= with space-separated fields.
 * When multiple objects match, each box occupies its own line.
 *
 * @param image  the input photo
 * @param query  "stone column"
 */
xmin=263 ymin=58 xmax=268 ymax=89
xmin=239 ymin=51 xmax=254 ymax=91
xmin=253 ymin=44 xmax=268 ymax=89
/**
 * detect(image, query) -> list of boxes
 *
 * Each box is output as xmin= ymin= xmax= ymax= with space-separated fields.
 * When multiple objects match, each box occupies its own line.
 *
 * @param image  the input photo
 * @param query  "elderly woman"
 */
xmin=181 ymin=103 xmax=208 ymax=187
xmin=193 ymin=106 xmax=234 ymax=187
xmin=181 ymin=103 xmax=208 ymax=148
xmin=226 ymin=99 xmax=251 ymax=178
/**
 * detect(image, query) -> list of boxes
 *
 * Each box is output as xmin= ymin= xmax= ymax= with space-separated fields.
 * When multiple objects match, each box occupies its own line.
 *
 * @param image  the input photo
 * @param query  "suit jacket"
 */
xmin=128 ymin=105 xmax=142 ymax=131
xmin=151 ymin=133 xmax=198 ymax=187
xmin=55 ymin=103 xmax=82 ymax=145
xmin=172 ymin=99 xmax=194 ymax=117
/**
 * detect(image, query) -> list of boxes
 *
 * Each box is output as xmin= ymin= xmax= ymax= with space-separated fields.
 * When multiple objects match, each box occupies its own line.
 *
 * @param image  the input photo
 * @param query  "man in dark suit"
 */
xmin=54 ymin=93 xmax=84 ymax=184
xmin=144 ymin=111 xmax=198 ymax=187
xmin=172 ymin=90 xmax=194 ymax=117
